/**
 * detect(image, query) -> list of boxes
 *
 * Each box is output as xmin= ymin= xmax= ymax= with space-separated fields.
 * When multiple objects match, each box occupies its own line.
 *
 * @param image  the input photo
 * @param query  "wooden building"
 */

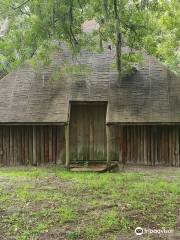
xmin=0 ymin=44 xmax=180 ymax=168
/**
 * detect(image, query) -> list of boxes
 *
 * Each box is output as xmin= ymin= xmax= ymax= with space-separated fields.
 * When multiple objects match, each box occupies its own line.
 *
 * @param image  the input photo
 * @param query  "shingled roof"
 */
xmin=0 ymin=44 xmax=180 ymax=124
xmin=107 ymin=54 xmax=180 ymax=124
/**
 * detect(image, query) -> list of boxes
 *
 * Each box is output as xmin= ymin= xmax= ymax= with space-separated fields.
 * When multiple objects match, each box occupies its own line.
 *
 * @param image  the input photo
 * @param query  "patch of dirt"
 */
xmin=36 ymin=229 xmax=67 ymax=240
xmin=119 ymin=165 xmax=180 ymax=174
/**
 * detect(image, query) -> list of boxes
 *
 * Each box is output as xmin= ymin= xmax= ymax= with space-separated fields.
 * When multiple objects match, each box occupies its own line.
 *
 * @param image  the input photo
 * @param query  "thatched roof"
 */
xmin=0 ymin=44 xmax=180 ymax=124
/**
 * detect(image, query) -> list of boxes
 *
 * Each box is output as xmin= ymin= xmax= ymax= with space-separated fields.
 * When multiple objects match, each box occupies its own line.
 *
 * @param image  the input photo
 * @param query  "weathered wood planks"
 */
xmin=0 ymin=125 xmax=64 ymax=166
xmin=0 ymin=124 xmax=180 ymax=167
xmin=69 ymin=103 xmax=107 ymax=162
xmin=117 ymin=125 xmax=180 ymax=166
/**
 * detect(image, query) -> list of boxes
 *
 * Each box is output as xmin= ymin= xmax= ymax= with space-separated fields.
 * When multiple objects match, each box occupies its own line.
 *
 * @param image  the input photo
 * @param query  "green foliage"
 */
xmin=66 ymin=231 xmax=80 ymax=240
xmin=0 ymin=0 xmax=179 ymax=78
xmin=58 ymin=207 xmax=76 ymax=223
xmin=50 ymin=63 xmax=91 ymax=81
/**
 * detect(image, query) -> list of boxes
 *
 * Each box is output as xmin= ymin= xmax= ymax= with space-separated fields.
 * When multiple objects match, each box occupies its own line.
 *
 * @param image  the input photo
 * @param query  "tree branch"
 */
xmin=11 ymin=0 xmax=31 ymax=10
xmin=114 ymin=0 xmax=122 ymax=80
xmin=68 ymin=0 xmax=78 ymax=48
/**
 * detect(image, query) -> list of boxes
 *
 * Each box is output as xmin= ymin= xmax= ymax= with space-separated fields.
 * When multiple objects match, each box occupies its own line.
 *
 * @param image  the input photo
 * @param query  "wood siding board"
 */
xmin=21 ymin=127 xmax=25 ymax=165
xmin=159 ymin=127 xmax=162 ymax=164
xmin=175 ymin=126 xmax=179 ymax=166
xmin=13 ymin=127 xmax=18 ymax=165
xmin=171 ymin=127 xmax=174 ymax=166
xmin=56 ymin=126 xmax=61 ymax=164
xmin=136 ymin=126 xmax=139 ymax=163
xmin=143 ymin=126 xmax=147 ymax=165
xmin=134 ymin=126 xmax=136 ymax=163
xmin=44 ymin=126 xmax=49 ymax=163
xmin=106 ymin=125 xmax=111 ymax=168
xmin=36 ymin=126 xmax=41 ymax=165
xmin=130 ymin=126 xmax=133 ymax=163
xmin=33 ymin=126 xmax=37 ymax=165
xmin=89 ymin=109 xmax=94 ymax=160
xmin=154 ymin=127 xmax=158 ymax=165
xmin=126 ymin=127 xmax=130 ymax=163
xmin=24 ymin=127 xmax=29 ymax=165
xmin=150 ymin=126 xmax=153 ymax=165
xmin=140 ymin=126 xmax=142 ymax=163
xmin=65 ymin=124 xmax=70 ymax=168
xmin=165 ymin=127 xmax=169 ymax=165
xmin=179 ymin=126 xmax=180 ymax=167
xmin=0 ymin=127 xmax=3 ymax=165
xmin=124 ymin=126 xmax=127 ymax=164
xmin=28 ymin=127 xmax=33 ymax=164
xmin=173 ymin=127 xmax=176 ymax=166
xmin=119 ymin=127 xmax=122 ymax=163
xmin=2 ymin=127 xmax=5 ymax=165
xmin=40 ymin=126 xmax=45 ymax=164
xmin=169 ymin=127 xmax=172 ymax=166
xmin=9 ymin=127 xmax=14 ymax=165
xmin=49 ymin=126 xmax=53 ymax=163
xmin=6 ymin=127 xmax=9 ymax=165
xmin=52 ymin=126 xmax=57 ymax=163
xmin=147 ymin=126 xmax=150 ymax=165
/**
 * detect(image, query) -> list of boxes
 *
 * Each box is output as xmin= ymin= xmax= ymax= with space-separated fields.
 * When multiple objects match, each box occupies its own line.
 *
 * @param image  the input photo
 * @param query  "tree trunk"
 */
xmin=113 ymin=0 xmax=122 ymax=80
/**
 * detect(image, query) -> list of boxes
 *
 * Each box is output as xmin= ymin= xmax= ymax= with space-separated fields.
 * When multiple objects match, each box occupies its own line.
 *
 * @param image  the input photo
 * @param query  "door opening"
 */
xmin=69 ymin=102 xmax=107 ymax=162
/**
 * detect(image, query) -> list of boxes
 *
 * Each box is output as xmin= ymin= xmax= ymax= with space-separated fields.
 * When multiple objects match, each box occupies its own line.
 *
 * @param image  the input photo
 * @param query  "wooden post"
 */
xmin=176 ymin=126 xmax=180 ymax=167
xmin=33 ymin=126 xmax=37 ymax=166
xmin=106 ymin=125 xmax=111 ymax=170
xmin=56 ymin=126 xmax=61 ymax=164
xmin=65 ymin=123 xmax=70 ymax=169
xmin=10 ymin=127 xmax=14 ymax=166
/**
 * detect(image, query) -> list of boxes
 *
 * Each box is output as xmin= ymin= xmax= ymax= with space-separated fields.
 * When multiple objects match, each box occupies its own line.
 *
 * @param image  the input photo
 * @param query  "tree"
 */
xmin=0 ymin=0 xmax=179 ymax=79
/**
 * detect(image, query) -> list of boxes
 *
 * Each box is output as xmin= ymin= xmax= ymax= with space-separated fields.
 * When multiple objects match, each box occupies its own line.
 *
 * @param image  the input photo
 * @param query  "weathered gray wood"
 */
xmin=6 ymin=127 xmax=9 ymax=165
xmin=175 ymin=126 xmax=179 ymax=166
xmin=40 ymin=126 xmax=44 ymax=164
xmin=143 ymin=126 xmax=147 ymax=165
xmin=0 ymin=123 xmax=180 ymax=167
xmin=65 ymin=124 xmax=70 ymax=169
xmin=132 ymin=126 xmax=134 ymax=163
xmin=52 ymin=126 xmax=56 ymax=163
xmin=36 ymin=127 xmax=41 ymax=164
xmin=106 ymin=125 xmax=111 ymax=169
xmin=21 ymin=127 xmax=24 ymax=165
xmin=2 ymin=127 xmax=6 ymax=165
xmin=9 ymin=127 xmax=14 ymax=165
xmin=0 ymin=127 xmax=3 ymax=165
xmin=24 ymin=127 xmax=29 ymax=165
xmin=126 ymin=127 xmax=130 ymax=163
xmin=28 ymin=127 xmax=33 ymax=164
xmin=33 ymin=126 xmax=36 ymax=165
xmin=48 ymin=126 xmax=53 ymax=163
xmin=70 ymin=103 xmax=107 ymax=162
xmin=44 ymin=127 xmax=49 ymax=163
xmin=56 ymin=126 xmax=61 ymax=164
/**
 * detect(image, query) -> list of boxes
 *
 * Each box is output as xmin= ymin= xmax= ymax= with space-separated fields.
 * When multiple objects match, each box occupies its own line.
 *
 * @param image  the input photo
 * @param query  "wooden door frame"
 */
xmin=66 ymin=101 xmax=108 ymax=167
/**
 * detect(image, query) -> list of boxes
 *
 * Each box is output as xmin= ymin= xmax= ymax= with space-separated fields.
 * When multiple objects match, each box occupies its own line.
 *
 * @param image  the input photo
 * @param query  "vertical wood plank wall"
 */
xmin=70 ymin=103 xmax=107 ymax=161
xmin=0 ymin=124 xmax=180 ymax=166
xmin=110 ymin=125 xmax=180 ymax=166
xmin=0 ymin=125 xmax=65 ymax=166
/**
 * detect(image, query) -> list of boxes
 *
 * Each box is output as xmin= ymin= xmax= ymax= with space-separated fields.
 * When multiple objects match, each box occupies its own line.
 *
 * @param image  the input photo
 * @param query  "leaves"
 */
xmin=0 ymin=0 xmax=179 ymax=78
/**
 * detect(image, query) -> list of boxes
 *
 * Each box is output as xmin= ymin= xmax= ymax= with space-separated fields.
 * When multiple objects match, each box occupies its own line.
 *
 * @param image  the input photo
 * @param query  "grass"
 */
xmin=0 ymin=166 xmax=179 ymax=240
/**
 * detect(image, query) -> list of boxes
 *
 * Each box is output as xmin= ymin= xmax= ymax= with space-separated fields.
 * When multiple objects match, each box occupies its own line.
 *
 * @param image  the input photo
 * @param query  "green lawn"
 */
xmin=0 ymin=166 xmax=179 ymax=240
